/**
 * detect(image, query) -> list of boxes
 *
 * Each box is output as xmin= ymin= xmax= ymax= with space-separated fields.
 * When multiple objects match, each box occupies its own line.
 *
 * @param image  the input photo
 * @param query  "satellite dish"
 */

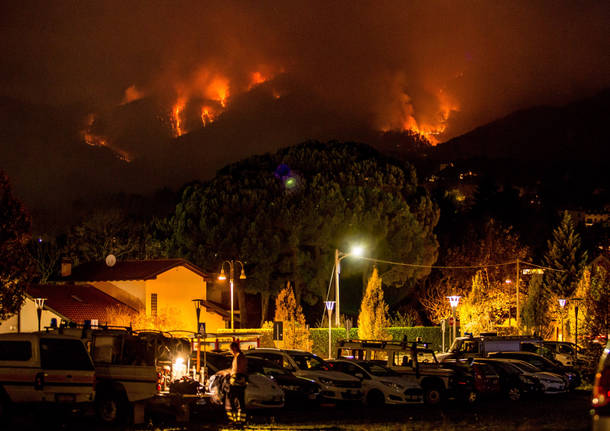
xmin=105 ymin=254 xmax=117 ymax=267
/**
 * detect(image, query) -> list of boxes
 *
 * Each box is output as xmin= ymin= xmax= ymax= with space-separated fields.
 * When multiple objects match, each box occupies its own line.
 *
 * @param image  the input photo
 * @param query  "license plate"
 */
xmin=56 ymin=394 xmax=76 ymax=403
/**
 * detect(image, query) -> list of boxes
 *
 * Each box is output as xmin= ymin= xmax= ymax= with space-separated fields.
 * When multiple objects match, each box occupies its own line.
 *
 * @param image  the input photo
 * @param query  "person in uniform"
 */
xmin=226 ymin=341 xmax=248 ymax=424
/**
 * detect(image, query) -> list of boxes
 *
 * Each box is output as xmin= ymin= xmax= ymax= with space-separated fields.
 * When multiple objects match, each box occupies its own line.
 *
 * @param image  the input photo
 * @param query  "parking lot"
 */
xmin=7 ymin=389 xmax=591 ymax=431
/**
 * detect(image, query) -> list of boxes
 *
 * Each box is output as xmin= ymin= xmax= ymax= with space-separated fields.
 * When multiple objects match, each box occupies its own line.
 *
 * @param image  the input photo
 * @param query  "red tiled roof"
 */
xmin=26 ymin=284 xmax=135 ymax=324
xmin=66 ymin=259 xmax=208 ymax=282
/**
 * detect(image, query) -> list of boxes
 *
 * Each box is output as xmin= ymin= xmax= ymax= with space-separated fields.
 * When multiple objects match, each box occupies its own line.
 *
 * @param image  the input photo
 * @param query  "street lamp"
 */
xmin=325 ymin=301 xmax=336 ymax=359
xmin=218 ymin=260 xmax=246 ymax=331
xmin=571 ymin=297 xmax=584 ymax=359
xmin=34 ymin=298 xmax=46 ymax=332
xmin=447 ymin=296 xmax=461 ymax=344
xmin=334 ymin=246 xmax=364 ymax=326
xmin=558 ymin=298 xmax=567 ymax=341
xmin=192 ymin=299 xmax=204 ymax=382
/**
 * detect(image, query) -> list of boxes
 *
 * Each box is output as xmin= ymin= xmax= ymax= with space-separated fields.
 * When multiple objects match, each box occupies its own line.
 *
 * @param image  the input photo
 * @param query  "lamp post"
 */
xmin=34 ymin=298 xmax=46 ymax=332
xmin=447 ymin=296 xmax=461 ymax=344
xmin=325 ymin=301 xmax=335 ymax=359
xmin=571 ymin=297 xmax=584 ymax=357
xmin=218 ymin=260 xmax=246 ymax=331
xmin=334 ymin=246 xmax=364 ymax=326
xmin=558 ymin=298 xmax=567 ymax=341
xmin=192 ymin=299 xmax=203 ymax=381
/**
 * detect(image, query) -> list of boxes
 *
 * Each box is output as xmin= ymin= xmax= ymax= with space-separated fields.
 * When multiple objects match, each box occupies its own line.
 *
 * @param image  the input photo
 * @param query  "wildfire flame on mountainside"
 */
xmin=200 ymin=106 xmax=216 ymax=127
xmin=171 ymin=98 xmax=187 ymax=137
xmin=81 ymin=114 xmax=132 ymax=162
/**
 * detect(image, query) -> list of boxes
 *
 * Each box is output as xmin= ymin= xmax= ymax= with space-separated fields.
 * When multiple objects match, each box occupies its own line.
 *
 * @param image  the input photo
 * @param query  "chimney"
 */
xmin=61 ymin=257 xmax=72 ymax=277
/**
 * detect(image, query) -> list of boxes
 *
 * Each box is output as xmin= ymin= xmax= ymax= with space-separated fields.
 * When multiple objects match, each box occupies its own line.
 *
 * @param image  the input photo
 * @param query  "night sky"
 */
xmin=1 ymin=1 xmax=609 ymax=218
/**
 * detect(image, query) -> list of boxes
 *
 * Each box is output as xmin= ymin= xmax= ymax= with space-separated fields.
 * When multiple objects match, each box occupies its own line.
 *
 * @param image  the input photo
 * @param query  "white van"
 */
xmin=437 ymin=334 xmax=542 ymax=362
xmin=0 ymin=333 xmax=95 ymax=418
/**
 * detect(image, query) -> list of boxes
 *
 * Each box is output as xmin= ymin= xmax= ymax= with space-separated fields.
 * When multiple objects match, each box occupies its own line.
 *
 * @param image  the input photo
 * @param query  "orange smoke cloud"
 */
xmin=121 ymin=84 xmax=144 ymax=105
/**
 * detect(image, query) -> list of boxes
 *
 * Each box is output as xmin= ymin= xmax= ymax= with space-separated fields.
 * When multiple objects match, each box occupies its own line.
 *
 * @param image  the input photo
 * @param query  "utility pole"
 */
xmin=516 ymin=259 xmax=520 ymax=331
xmin=335 ymin=249 xmax=340 ymax=326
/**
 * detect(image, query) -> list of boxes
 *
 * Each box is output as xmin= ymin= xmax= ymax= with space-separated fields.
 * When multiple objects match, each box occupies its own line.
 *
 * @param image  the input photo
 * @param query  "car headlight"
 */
xmin=381 ymin=381 xmax=404 ymax=392
xmin=318 ymin=377 xmax=334 ymax=386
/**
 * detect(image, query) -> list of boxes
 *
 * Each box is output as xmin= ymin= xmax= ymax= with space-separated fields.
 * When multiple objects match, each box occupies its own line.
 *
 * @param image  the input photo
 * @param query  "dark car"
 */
xmin=441 ymin=359 xmax=501 ymax=399
xmin=592 ymin=340 xmax=610 ymax=431
xmin=488 ymin=351 xmax=579 ymax=389
xmin=245 ymin=356 xmax=320 ymax=404
xmin=476 ymin=358 xmax=541 ymax=401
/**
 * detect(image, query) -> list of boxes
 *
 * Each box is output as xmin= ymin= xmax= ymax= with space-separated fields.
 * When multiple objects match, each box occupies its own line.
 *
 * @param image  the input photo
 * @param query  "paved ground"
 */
xmin=5 ymin=390 xmax=592 ymax=431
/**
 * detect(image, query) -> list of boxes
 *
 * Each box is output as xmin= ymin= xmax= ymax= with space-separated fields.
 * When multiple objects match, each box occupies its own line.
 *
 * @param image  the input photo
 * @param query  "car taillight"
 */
xmin=593 ymin=368 xmax=610 ymax=407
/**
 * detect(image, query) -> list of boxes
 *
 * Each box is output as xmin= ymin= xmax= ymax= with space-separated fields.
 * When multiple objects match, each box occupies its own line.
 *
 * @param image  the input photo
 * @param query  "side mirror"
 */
xmin=354 ymin=372 xmax=365 ymax=380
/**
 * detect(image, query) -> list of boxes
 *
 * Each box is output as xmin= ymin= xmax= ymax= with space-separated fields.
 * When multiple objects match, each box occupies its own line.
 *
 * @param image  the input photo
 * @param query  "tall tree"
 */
xmin=273 ymin=282 xmax=311 ymax=350
xmin=521 ymin=274 xmax=549 ymax=336
xmin=421 ymin=219 xmax=528 ymax=324
xmin=543 ymin=211 xmax=588 ymax=297
xmin=0 ymin=170 xmax=34 ymax=319
xmin=67 ymin=208 xmax=146 ymax=264
xmin=156 ymin=141 xmax=439 ymax=325
xmin=358 ymin=268 xmax=389 ymax=340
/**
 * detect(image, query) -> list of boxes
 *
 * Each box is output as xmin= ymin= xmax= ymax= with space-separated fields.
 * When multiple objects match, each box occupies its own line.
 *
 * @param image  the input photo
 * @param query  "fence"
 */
xmin=219 ymin=325 xmax=458 ymax=357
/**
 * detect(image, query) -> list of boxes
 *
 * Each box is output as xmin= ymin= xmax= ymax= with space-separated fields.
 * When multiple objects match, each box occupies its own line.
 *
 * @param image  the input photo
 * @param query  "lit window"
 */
xmin=151 ymin=293 xmax=158 ymax=316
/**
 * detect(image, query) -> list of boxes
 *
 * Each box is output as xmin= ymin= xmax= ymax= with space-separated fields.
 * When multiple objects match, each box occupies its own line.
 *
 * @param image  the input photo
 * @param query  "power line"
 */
xmin=355 ymin=256 xmax=566 ymax=272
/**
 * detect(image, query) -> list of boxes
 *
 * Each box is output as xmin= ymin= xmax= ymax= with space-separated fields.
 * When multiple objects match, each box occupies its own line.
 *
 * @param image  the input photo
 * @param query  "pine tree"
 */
xmin=543 ymin=211 xmax=588 ymax=298
xmin=358 ymin=268 xmax=389 ymax=340
xmin=274 ymin=282 xmax=311 ymax=350
xmin=522 ymin=274 xmax=548 ymax=336
xmin=584 ymin=267 xmax=610 ymax=339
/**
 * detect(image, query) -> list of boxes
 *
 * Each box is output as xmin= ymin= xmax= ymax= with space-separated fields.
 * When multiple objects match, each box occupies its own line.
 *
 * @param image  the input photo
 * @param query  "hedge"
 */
xmin=219 ymin=326 xmax=459 ymax=356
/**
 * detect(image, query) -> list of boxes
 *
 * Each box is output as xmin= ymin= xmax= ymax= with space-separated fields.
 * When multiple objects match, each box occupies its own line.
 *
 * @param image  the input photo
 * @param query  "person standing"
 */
xmin=227 ymin=341 xmax=248 ymax=424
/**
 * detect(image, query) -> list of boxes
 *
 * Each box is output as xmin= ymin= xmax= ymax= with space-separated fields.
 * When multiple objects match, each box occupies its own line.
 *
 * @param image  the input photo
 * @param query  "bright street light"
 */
xmin=334 ymin=245 xmax=365 ymax=326
xmin=447 ymin=296 xmax=461 ymax=343
xmin=218 ymin=260 xmax=246 ymax=330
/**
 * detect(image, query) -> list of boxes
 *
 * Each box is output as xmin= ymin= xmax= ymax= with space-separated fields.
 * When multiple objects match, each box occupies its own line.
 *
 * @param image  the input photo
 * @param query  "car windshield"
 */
xmin=360 ymin=362 xmax=398 ymax=377
xmin=289 ymin=353 xmax=327 ymax=370
xmin=511 ymin=361 xmax=540 ymax=373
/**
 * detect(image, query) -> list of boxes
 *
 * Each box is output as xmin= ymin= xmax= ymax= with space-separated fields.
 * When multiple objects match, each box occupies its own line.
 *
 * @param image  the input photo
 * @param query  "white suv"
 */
xmin=245 ymin=349 xmax=363 ymax=402
xmin=0 ymin=333 xmax=95 ymax=420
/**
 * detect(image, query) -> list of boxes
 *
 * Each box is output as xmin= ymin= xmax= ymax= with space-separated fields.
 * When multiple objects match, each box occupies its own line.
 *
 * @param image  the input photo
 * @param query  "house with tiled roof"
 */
xmin=0 ymin=284 xmax=134 ymax=333
xmin=61 ymin=258 xmax=229 ymax=333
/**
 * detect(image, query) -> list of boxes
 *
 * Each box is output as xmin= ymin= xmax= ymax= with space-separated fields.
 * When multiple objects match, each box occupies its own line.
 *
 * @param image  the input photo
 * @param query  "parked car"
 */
xmin=437 ymin=334 xmax=542 ymax=362
xmin=245 ymin=349 xmax=363 ymax=402
xmin=477 ymin=358 xmax=568 ymax=399
xmin=0 ymin=333 xmax=95 ymax=421
xmin=442 ymin=359 xmax=501 ymax=398
xmin=245 ymin=356 xmax=320 ymax=404
xmin=337 ymin=339 xmax=475 ymax=405
xmin=488 ymin=351 xmax=580 ymax=389
xmin=202 ymin=352 xmax=285 ymax=410
xmin=328 ymin=359 xmax=422 ymax=406
xmin=475 ymin=359 xmax=542 ymax=401
xmin=592 ymin=339 xmax=610 ymax=431
xmin=207 ymin=370 xmax=285 ymax=410
xmin=541 ymin=341 xmax=581 ymax=367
